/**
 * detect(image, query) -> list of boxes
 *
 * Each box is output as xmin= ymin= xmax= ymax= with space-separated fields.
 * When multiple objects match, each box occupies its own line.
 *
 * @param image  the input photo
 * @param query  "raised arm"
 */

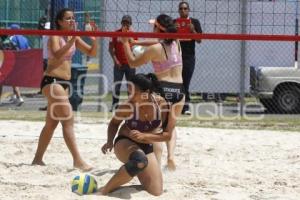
xmin=122 ymin=39 xmax=160 ymax=67
xmin=130 ymin=39 xmax=159 ymax=46
xmin=76 ymin=36 xmax=98 ymax=57
xmin=48 ymin=36 xmax=76 ymax=60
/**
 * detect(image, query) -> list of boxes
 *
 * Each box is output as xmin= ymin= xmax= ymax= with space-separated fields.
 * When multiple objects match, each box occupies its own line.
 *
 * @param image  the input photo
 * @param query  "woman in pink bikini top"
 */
xmin=152 ymin=40 xmax=182 ymax=74
xmin=32 ymin=8 xmax=98 ymax=172
xmin=121 ymin=14 xmax=185 ymax=171
xmin=47 ymin=37 xmax=76 ymax=61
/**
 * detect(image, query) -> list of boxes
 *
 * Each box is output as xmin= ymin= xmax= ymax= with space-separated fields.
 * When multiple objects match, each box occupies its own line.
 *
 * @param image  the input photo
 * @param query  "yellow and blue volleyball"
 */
xmin=71 ymin=174 xmax=98 ymax=195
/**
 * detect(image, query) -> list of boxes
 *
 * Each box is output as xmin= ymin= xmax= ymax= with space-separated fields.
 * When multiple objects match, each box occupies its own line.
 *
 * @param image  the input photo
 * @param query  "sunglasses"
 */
xmin=179 ymin=7 xmax=189 ymax=10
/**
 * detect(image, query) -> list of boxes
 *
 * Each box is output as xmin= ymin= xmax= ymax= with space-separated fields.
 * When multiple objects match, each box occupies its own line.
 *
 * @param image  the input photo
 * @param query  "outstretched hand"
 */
xmin=101 ymin=142 xmax=114 ymax=154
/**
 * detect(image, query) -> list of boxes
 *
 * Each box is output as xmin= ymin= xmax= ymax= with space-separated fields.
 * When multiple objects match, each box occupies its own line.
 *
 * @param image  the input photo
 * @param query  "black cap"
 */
xmin=121 ymin=15 xmax=132 ymax=25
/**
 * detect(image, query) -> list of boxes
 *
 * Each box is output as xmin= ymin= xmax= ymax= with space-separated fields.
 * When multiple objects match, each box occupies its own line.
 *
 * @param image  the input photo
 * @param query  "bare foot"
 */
xmin=167 ymin=159 xmax=176 ymax=171
xmin=32 ymin=159 xmax=46 ymax=166
xmin=74 ymin=162 xmax=93 ymax=172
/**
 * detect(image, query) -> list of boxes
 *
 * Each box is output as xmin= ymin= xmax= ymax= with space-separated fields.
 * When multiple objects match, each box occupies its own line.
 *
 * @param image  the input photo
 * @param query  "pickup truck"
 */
xmin=250 ymin=66 xmax=300 ymax=113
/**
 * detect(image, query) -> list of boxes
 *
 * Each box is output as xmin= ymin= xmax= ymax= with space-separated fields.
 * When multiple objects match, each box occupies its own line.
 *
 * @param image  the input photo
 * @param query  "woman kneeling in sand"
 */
xmin=99 ymin=73 xmax=176 ymax=196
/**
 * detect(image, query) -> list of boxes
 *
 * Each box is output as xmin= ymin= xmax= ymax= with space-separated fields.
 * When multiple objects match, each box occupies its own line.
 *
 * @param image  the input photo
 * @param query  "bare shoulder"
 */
xmin=49 ymin=35 xmax=60 ymax=41
xmin=141 ymin=44 xmax=161 ymax=62
xmin=149 ymin=43 xmax=162 ymax=51
xmin=48 ymin=36 xmax=60 ymax=44
xmin=143 ymin=43 xmax=161 ymax=54
xmin=114 ymin=101 xmax=134 ymax=118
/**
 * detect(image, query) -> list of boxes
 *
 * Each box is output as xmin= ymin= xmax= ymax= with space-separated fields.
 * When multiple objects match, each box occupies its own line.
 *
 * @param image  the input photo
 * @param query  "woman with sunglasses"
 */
xmin=32 ymin=8 xmax=98 ymax=171
xmin=121 ymin=14 xmax=184 ymax=171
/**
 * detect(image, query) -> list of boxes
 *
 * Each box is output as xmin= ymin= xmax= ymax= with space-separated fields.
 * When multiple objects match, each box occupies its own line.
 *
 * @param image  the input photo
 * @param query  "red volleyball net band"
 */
xmin=0 ymin=28 xmax=300 ymax=89
xmin=1 ymin=0 xmax=300 ymax=114
xmin=1 ymin=29 xmax=300 ymax=41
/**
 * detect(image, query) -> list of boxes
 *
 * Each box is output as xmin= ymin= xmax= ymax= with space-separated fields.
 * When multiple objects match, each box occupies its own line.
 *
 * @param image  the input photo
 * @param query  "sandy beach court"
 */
xmin=0 ymin=120 xmax=300 ymax=200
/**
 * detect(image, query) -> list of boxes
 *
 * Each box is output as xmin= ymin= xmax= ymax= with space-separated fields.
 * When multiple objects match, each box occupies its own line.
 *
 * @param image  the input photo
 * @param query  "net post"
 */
xmin=97 ymin=0 xmax=105 ymax=112
xmin=63 ymin=0 xmax=69 ymax=7
xmin=295 ymin=0 xmax=299 ymax=69
xmin=239 ymin=0 xmax=247 ymax=118
xmin=5 ymin=0 xmax=9 ymax=28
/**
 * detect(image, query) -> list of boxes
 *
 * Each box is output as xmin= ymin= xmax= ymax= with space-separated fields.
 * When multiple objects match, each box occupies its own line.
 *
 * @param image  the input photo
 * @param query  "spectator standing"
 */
xmin=109 ymin=15 xmax=136 ymax=111
xmin=0 ymin=24 xmax=30 ymax=106
xmin=38 ymin=20 xmax=51 ymax=110
xmin=84 ymin=12 xmax=97 ymax=32
xmin=42 ymin=22 xmax=51 ymax=70
xmin=9 ymin=24 xmax=30 ymax=105
xmin=10 ymin=24 xmax=30 ymax=50
xmin=175 ymin=1 xmax=202 ymax=115
xmin=38 ymin=16 xmax=51 ymax=72
xmin=84 ymin=12 xmax=97 ymax=64
xmin=0 ymin=35 xmax=18 ymax=105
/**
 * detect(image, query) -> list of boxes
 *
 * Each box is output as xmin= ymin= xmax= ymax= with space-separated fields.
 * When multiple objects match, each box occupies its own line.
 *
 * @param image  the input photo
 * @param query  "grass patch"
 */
xmin=1 ymin=111 xmax=300 ymax=132
xmin=83 ymin=91 xmax=128 ymax=102
xmin=177 ymin=115 xmax=300 ymax=132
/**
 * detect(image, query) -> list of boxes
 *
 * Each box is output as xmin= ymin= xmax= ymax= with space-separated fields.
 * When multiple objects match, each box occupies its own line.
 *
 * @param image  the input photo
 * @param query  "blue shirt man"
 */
xmin=9 ymin=24 xmax=30 ymax=50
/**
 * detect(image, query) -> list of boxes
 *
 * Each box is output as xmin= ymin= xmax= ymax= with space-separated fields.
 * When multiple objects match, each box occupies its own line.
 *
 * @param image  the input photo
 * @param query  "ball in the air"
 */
xmin=132 ymin=45 xmax=145 ymax=57
xmin=71 ymin=174 xmax=98 ymax=195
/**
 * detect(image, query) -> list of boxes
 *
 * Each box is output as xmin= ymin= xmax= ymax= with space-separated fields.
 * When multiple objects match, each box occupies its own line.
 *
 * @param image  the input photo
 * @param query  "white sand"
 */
xmin=0 ymin=120 xmax=300 ymax=200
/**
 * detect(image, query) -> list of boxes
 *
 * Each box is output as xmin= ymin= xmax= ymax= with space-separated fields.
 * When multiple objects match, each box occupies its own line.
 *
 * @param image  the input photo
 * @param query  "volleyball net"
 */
xmin=0 ymin=0 xmax=300 ymax=114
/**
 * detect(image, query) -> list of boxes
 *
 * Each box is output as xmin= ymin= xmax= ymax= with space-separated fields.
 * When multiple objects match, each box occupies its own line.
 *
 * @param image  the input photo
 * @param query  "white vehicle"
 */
xmin=250 ymin=66 xmax=300 ymax=113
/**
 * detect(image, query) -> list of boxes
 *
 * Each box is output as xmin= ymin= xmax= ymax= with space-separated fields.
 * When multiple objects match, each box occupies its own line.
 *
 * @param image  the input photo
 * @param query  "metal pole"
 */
xmin=295 ymin=0 xmax=299 ymax=68
xmin=97 ymin=0 xmax=105 ymax=112
xmin=239 ymin=0 xmax=247 ymax=117
xmin=5 ymin=0 xmax=9 ymax=28
xmin=64 ymin=0 xmax=69 ymax=8
xmin=50 ymin=0 xmax=55 ymax=30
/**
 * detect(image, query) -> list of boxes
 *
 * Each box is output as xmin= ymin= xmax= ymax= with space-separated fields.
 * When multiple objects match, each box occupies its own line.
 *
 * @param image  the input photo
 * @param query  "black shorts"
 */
xmin=159 ymin=81 xmax=185 ymax=104
xmin=40 ymin=75 xmax=70 ymax=91
xmin=114 ymin=135 xmax=153 ymax=155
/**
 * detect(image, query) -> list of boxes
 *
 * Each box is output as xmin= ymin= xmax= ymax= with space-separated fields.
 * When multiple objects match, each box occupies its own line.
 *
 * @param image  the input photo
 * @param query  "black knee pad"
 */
xmin=124 ymin=151 xmax=148 ymax=177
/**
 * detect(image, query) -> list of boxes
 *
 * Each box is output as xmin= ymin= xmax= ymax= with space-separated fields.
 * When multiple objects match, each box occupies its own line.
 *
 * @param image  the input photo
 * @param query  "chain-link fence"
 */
xmin=1 ymin=0 xmax=300 ymax=115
